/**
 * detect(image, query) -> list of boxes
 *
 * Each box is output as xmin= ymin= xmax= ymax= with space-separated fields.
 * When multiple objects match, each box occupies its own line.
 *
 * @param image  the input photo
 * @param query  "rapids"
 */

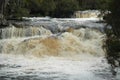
xmin=0 ymin=28 xmax=105 ymax=57
xmin=0 ymin=18 xmax=119 ymax=80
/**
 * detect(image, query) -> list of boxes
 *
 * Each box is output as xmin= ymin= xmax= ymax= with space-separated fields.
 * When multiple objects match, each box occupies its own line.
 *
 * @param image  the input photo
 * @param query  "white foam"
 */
xmin=0 ymin=28 xmax=105 ymax=57
xmin=0 ymin=54 xmax=110 ymax=80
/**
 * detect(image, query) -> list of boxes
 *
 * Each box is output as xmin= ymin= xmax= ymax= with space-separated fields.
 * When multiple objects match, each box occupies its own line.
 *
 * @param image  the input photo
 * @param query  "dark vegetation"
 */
xmin=0 ymin=0 xmax=110 ymax=19
xmin=104 ymin=0 xmax=120 ymax=75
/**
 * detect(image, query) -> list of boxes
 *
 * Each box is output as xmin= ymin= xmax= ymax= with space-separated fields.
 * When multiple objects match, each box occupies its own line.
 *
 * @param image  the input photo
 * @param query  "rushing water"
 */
xmin=0 ymin=18 xmax=119 ymax=80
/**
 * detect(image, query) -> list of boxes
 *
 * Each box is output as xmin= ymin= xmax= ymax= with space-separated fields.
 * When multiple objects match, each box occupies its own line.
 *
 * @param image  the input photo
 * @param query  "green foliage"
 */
xmin=104 ymin=0 xmax=120 ymax=72
xmin=98 ymin=0 xmax=111 ymax=10
xmin=28 ymin=0 xmax=42 ymax=14
xmin=105 ymin=35 xmax=120 ymax=68
xmin=3 ymin=0 xmax=113 ymax=18
xmin=105 ymin=28 xmax=120 ymax=59
xmin=54 ymin=0 xmax=79 ymax=17
xmin=5 ymin=0 xmax=30 ymax=19
xmin=77 ymin=0 xmax=100 ymax=10
xmin=40 ymin=0 xmax=56 ymax=16
xmin=13 ymin=7 xmax=29 ymax=19
xmin=106 ymin=0 xmax=120 ymax=37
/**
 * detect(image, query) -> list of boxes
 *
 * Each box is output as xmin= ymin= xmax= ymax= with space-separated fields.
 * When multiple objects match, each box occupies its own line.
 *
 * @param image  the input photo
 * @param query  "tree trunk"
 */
xmin=0 ymin=0 xmax=9 ymax=26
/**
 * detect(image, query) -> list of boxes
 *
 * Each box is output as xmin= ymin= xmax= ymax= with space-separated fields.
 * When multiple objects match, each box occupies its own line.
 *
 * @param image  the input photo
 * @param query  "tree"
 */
xmin=28 ymin=0 xmax=42 ymax=16
xmin=98 ymin=0 xmax=110 ymax=10
xmin=0 ymin=0 xmax=9 ymax=25
xmin=54 ymin=0 xmax=79 ymax=17
xmin=104 ymin=0 xmax=120 ymax=75
xmin=40 ymin=0 xmax=56 ymax=16
xmin=106 ymin=0 xmax=120 ymax=37
xmin=5 ymin=0 xmax=30 ymax=19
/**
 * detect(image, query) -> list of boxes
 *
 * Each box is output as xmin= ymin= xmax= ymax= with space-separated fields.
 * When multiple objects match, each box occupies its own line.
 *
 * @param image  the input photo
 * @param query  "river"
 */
xmin=0 ymin=17 xmax=119 ymax=80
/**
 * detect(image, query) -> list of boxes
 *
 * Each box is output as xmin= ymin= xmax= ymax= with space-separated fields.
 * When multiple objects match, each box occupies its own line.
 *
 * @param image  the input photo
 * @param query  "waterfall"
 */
xmin=0 ymin=26 xmax=105 ymax=57
xmin=0 ymin=18 xmax=115 ymax=80
xmin=0 ymin=26 xmax=52 ymax=39
xmin=73 ymin=10 xmax=101 ymax=18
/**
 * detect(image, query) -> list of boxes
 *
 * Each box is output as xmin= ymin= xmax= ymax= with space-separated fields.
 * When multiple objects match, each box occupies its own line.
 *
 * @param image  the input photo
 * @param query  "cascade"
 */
xmin=0 ymin=18 xmax=113 ymax=80
xmin=0 ymin=26 xmax=105 ymax=57
xmin=0 ymin=26 xmax=52 ymax=39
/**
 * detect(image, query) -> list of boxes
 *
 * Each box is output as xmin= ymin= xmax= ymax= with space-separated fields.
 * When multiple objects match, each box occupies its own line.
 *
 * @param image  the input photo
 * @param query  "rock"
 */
xmin=0 ymin=19 xmax=9 ymax=27
xmin=0 ymin=14 xmax=3 ymax=19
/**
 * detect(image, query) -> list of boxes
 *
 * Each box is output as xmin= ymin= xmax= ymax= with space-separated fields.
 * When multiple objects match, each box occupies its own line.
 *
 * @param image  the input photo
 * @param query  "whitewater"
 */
xmin=0 ymin=18 xmax=119 ymax=80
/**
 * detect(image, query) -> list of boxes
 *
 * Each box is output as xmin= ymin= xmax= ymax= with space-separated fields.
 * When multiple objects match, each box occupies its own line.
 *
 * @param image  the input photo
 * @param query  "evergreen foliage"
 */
xmin=54 ymin=0 xmax=79 ymax=17
xmin=5 ymin=0 xmax=30 ymax=19
xmin=1 ymin=0 xmax=110 ymax=18
xmin=104 ymin=0 xmax=120 ymax=74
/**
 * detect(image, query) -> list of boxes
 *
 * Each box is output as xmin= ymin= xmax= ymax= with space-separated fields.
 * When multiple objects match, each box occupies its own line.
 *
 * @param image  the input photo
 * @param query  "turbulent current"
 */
xmin=0 ymin=18 xmax=119 ymax=80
